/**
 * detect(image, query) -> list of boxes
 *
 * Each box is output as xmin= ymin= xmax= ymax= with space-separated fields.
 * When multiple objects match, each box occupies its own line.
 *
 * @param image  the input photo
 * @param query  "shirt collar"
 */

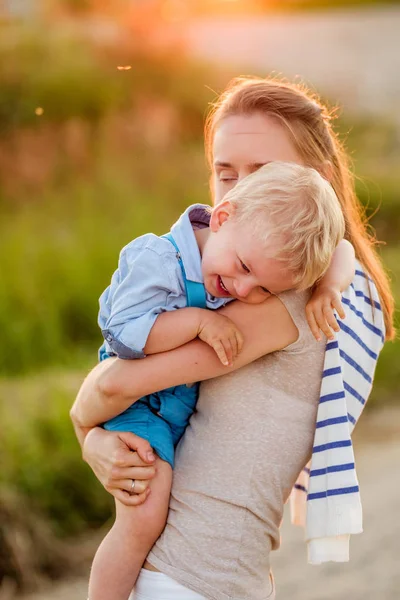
xmin=170 ymin=204 xmax=211 ymax=284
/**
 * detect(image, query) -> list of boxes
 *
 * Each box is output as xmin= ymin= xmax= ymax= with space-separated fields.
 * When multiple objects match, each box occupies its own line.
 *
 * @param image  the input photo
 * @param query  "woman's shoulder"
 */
xmin=278 ymin=288 xmax=311 ymax=315
xmin=276 ymin=289 xmax=316 ymax=352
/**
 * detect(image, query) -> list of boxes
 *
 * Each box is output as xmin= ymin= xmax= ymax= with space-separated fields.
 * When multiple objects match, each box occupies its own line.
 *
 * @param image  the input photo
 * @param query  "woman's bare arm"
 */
xmin=71 ymin=296 xmax=298 ymax=431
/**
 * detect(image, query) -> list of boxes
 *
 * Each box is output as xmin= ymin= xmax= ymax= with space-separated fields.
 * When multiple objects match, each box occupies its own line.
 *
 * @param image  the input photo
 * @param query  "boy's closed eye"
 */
xmin=240 ymin=260 xmax=250 ymax=273
xmin=239 ymin=260 xmax=271 ymax=295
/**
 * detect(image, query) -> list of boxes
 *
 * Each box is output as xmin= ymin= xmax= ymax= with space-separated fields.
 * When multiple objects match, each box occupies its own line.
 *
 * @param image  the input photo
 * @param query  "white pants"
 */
xmin=130 ymin=568 xmax=207 ymax=600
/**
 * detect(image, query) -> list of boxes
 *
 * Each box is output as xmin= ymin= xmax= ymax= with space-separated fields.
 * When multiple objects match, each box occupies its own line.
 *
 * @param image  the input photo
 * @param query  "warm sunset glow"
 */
xmin=161 ymin=0 xmax=189 ymax=23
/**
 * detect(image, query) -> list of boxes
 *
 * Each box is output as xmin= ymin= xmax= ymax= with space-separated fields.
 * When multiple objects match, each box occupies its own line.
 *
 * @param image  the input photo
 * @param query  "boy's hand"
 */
xmin=197 ymin=312 xmax=244 ymax=366
xmin=305 ymin=283 xmax=346 ymax=342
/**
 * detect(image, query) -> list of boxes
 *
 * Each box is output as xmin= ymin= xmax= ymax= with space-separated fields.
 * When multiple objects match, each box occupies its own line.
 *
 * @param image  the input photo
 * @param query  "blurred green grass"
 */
xmin=0 ymin=371 xmax=113 ymax=535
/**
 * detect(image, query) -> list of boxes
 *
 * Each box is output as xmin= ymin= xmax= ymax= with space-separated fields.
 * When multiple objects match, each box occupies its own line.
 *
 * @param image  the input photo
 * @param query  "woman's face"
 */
xmin=212 ymin=112 xmax=303 ymax=205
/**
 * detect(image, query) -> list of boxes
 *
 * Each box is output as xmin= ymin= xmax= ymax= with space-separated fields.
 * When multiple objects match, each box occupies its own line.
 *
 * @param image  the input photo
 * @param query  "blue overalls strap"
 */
xmin=162 ymin=232 xmax=207 ymax=309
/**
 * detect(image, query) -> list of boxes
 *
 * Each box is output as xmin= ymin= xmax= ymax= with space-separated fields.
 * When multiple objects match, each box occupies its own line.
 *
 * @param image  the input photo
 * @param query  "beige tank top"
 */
xmin=148 ymin=290 xmax=326 ymax=600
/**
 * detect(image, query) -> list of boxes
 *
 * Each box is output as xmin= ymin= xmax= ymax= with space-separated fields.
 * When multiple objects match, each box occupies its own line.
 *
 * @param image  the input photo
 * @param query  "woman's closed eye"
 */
xmin=219 ymin=170 xmax=238 ymax=183
xmin=240 ymin=260 xmax=250 ymax=273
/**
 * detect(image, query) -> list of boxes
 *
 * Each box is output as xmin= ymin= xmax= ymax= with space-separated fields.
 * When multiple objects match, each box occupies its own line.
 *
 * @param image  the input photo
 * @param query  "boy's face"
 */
xmin=201 ymin=201 xmax=296 ymax=304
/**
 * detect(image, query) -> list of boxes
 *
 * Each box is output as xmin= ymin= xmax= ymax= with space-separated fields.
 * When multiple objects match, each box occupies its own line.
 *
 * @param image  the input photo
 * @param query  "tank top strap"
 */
xmin=162 ymin=232 xmax=207 ymax=309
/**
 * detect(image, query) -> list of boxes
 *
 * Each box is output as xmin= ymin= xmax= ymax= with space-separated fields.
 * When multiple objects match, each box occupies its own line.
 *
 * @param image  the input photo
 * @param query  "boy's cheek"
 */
xmin=237 ymin=294 xmax=265 ymax=305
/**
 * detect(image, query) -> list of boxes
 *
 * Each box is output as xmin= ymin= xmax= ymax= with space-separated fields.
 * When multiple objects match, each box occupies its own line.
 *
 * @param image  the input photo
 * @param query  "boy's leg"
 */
xmin=88 ymin=457 xmax=172 ymax=600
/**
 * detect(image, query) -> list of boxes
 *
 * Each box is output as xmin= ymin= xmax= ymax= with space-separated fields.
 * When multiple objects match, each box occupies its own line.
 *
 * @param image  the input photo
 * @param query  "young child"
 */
xmin=89 ymin=162 xmax=353 ymax=600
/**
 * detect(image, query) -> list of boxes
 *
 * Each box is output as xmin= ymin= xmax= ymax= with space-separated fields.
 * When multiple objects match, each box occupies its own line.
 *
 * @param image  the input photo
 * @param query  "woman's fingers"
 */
xmin=117 ymin=432 xmax=156 ymax=464
xmin=112 ymin=487 xmax=150 ymax=507
xmin=117 ymin=478 xmax=151 ymax=495
xmin=111 ymin=465 xmax=156 ymax=482
xmin=106 ymin=477 xmax=152 ymax=506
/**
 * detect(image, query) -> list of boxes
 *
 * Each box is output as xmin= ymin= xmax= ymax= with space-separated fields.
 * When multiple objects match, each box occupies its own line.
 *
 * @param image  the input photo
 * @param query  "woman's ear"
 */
xmin=321 ymin=160 xmax=334 ymax=183
xmin=209 ymin=200 xmax=233 ymax=232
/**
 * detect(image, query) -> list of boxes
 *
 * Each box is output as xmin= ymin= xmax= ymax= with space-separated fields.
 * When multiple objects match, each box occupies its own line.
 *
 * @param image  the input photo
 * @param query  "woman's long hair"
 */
xmin=205 ymin=76 xmax=394 ymax=340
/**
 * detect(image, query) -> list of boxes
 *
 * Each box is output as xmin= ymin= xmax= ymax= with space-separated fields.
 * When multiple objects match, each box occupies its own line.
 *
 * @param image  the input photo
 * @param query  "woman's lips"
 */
xmin=216 ymin=275 xmax=231 ymax=296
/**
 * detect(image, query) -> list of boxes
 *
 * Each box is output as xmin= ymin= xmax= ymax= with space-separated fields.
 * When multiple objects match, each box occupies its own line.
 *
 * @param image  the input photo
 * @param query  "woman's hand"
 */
xmin=83 ymin=427 xmax=157 ymax=506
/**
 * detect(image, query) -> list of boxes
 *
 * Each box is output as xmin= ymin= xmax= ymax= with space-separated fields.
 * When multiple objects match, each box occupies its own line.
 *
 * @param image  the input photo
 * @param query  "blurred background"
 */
xmin=0 ymin=1 xmax=399 ymax=598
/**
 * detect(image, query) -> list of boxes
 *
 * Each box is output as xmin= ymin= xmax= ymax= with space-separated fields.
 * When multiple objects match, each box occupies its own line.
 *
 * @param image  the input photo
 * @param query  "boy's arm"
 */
xmin=99 ymin=241 xmax=183 ymax=359
xmin=317 ymin=239 xmax=355 ymax=292
xmin=146 ymin=306 xmax=243 ymax=369
xmin=306 ymin=239 xmax=355 ymax=341
xmin=71 ymin=295 xmax=297 ymax=429
xmin=73 ymin=305 xmax=244 ymax=428
xmin=144 ymin=307 xmax=205 ymax=354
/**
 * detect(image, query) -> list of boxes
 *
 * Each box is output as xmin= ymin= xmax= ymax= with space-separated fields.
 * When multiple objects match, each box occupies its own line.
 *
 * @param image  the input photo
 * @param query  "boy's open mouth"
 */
xmin=216 ymin=275 xmax=230 ymax=296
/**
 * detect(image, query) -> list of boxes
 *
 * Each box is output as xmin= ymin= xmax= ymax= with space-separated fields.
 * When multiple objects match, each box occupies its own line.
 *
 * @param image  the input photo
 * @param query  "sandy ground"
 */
xmin=271 ymin=424 xmax=400 ymax=599
xmin=16 ymin=408 xmax=400 ymax=600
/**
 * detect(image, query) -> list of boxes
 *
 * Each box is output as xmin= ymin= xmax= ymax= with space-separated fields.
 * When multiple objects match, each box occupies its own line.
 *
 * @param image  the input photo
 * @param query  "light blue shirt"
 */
xmin=98 ymin=204 xmax=230 ymax=359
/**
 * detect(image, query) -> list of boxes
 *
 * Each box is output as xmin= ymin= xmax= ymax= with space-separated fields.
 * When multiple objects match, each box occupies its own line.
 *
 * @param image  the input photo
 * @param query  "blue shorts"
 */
xmin=103 ymin=383 xmax=199 ymax=468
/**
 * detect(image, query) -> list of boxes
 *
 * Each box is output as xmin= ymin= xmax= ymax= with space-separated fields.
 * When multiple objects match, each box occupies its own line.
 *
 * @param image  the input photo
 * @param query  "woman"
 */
xmin=71 ymin=77 xmax=394 ymax=600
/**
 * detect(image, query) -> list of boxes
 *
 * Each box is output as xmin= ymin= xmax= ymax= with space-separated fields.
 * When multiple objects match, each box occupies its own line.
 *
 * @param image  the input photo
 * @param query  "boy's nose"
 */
xmin=234 ymin=280 xmax=253 ymax=298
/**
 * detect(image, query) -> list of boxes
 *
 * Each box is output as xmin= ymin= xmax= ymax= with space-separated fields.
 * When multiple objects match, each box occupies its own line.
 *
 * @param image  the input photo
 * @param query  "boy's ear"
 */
xmin=209 ymin=200 xmax=234 ymax=232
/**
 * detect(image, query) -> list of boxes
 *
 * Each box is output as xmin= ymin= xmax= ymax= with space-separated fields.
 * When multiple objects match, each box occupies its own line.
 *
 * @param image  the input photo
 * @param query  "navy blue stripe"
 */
xmin=339 ymin=321 xmax=378 ymax=360
xmin=308 ymin=485 xmax=359 ymax=500
xmin=339 ymin=349 xmax=372 ymax=383
xmin=326 ymin=340 xmax=339 ymax=351
xmin=316 ymin=415 xmax=348 ymax=428
xmin=310 ymin=462 xmax=355 ymax=477
xmin=342 ymin=297 xmax=384 ymax=342
xmin=344 ymin=381 xmax=366 ymax=406
xmin=350 ymin=285 xmax=382 ymax=311
xmin=320 ymin=390 xmax=346 ymax=403
xmin=363 ymin=293 xmax=382 ymax=311
xmin=347 ymin=412 xmax=356 ymax=425
xmin=313 ymin=439 xmax=352 ymax=453
xmin=294 ymin=484 xmax=307 ymax=493
xmin=322 ymin=366 xmax=341 ymax=378
xmin=355 ymin=269 xmax=372 ymax=282
xmin=327 ymin=485 xmax=359 ymax=497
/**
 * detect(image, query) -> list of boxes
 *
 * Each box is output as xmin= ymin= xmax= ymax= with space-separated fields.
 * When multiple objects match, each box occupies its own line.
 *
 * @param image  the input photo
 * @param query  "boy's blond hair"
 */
xmin=225 ymin=161 xmax=345 ymax=290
